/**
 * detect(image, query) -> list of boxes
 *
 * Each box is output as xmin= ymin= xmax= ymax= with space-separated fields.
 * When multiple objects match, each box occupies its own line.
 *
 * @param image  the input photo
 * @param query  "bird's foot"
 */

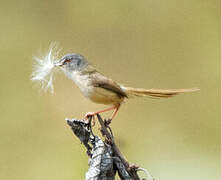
xmin=84 ymin=112 xmax=96 ymax=119
xmin=84 ymin=112 xmax=97 ymax=126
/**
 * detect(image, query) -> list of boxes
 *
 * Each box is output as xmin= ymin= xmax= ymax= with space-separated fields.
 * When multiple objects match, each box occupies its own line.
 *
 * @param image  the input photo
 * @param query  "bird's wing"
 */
xmin=90 ymin=72 xmax=128 ymax=98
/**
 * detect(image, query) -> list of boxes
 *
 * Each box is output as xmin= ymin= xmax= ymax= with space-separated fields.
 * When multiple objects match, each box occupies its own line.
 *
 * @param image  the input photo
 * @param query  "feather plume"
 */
xmin=31 ymin=44 xmax=61 ymax=93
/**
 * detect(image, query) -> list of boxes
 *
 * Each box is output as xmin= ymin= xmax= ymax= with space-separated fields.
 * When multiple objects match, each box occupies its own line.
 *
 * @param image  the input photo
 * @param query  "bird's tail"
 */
xmin=122 ymin=86 xmax=199 ymax=98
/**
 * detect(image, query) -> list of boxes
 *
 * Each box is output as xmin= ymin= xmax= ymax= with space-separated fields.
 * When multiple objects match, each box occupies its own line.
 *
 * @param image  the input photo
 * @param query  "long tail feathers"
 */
xmin=123 ymin=87 xmax=199 ymax=98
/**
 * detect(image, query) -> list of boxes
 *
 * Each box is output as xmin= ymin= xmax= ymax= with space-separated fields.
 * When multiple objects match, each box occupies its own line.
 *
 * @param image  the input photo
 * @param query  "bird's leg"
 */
xmin=84 ymin=105 xmax=119 ymax=119
xmin=110 ymin=104 xmax=120 ymax=120
xmin=102 ymin=104 xmax=120 ymax=126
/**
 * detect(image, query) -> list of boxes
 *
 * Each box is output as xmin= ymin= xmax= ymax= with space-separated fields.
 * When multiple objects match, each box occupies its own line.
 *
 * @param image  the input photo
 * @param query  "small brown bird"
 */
xmin=55 ymin=54 xmax=199 ymax=119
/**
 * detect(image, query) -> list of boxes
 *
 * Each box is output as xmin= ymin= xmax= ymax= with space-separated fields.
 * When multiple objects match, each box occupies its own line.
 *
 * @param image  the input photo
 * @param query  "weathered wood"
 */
xmin=66 ymin=115 xmax=154 ymax=180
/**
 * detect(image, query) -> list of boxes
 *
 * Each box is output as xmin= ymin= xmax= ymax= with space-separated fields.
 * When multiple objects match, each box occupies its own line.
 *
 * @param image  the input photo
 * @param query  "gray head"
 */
xmin=56 ymin=53 xmax=88 ymax=72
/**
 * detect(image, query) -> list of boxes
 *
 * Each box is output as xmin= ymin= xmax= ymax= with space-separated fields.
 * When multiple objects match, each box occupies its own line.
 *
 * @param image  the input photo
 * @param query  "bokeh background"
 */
xmin=1 ymin=0 xmax=221 ymax=179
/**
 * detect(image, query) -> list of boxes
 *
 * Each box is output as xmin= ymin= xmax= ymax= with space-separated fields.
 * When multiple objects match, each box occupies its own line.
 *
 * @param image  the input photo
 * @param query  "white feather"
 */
xmin=31 ymin=44 xmax=61 ymax=93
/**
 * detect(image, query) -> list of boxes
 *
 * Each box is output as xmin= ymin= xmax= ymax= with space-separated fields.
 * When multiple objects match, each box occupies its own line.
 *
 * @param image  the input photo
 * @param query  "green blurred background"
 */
xmin=1 ymin=0 xmax=221 ymax=179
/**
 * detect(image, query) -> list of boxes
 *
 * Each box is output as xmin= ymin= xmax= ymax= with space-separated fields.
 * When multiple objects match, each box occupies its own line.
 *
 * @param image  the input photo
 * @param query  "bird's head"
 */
xmin=55 ymin=53 xmax=88 ymax=72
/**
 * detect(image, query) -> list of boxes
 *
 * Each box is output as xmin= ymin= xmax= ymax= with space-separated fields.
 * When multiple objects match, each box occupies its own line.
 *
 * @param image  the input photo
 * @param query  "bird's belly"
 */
xmin=86 ymin=87 xmax=124 ymax=105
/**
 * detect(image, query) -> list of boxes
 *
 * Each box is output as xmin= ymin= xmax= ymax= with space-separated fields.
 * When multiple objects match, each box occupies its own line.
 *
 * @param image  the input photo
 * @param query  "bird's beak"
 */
xmin=54 ymin=58 xmax=65 ymax=67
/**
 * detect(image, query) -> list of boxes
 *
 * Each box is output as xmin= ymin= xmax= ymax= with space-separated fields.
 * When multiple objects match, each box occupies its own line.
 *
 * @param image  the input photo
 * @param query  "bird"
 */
xmin=55 ymin=53 xmax=199 ymax=120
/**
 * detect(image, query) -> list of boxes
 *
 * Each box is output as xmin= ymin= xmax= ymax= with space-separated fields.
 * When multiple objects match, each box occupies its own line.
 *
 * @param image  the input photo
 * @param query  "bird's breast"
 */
xmin=71 ymin=72 xmax=93 ymax=96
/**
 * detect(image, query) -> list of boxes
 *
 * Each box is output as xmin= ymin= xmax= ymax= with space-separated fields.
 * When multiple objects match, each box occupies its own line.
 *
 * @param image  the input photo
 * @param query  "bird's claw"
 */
xmin=84 ymin=112 xmax=96 ymax=119
xmin=84 ymin=112 xmax=96 ymax=126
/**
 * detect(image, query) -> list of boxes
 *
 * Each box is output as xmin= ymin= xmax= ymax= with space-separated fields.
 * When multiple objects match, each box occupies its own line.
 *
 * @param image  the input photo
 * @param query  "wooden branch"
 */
xmin=96 ymin=114 xmax=140 ymax=179
xmin=66 ymin=115 xmax=154 ymax=180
